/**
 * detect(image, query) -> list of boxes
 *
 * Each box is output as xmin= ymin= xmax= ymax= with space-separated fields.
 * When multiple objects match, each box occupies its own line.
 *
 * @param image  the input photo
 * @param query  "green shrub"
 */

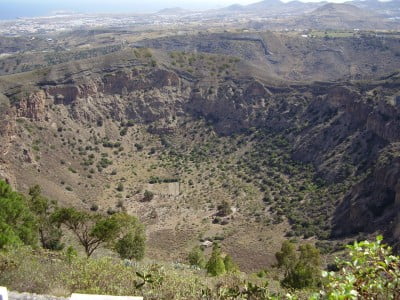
xmin=187 ymin=246 xmax=206 ymax=268
xmin=217 ymin=200 xmax=232 ymax=217
xmin=134 ymin=143 xmax=144 ymax=151
xmin=143 ymin=190 xmax=154 ymax=202
xmin=0 ymin=247 xmax=65 ymax=294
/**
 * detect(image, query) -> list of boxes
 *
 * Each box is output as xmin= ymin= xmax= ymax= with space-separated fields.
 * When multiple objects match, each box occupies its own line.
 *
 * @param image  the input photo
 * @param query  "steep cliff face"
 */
xmin=290 ymin=86 xmax=390 ymax=181
xmin=332 ymin=150 xmax=400 ymax=249
xmin=366 ymin=101 xmax=400 ymax=142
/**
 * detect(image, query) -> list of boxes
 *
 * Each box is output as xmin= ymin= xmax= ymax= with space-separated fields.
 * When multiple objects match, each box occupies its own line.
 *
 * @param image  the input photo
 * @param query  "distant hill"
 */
xmin=311 ymin=3 xmax=375 ymax=18
xmin=348 ymin=0 xmax=400 ymax=17
xmin=217 ymin=0 xmax=322 ymax=16
xmin=157 ymin=7 xmax=191 ymax=15
xmin=216 ymin=0 xmax=399 ymax=20
xmin=293 ymin=2 xmax=390 ymax=29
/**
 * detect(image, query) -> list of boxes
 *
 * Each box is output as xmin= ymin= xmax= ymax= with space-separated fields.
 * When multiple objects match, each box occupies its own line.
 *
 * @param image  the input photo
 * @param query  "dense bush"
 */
xmin=217 ymin=200 xmax=232 ymax=217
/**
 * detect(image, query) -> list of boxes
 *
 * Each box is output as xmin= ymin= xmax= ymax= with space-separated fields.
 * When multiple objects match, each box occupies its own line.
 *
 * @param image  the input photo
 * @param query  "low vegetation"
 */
xmin=0 ymin=181 xmax=399 ymax=299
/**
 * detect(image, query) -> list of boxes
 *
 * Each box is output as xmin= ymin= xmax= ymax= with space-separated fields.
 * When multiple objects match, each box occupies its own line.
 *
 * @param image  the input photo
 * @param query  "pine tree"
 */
xmin=0 ymin=180 xmax=37 ymax=248
xmin=206 ymin=243 xmax=226 ymax=276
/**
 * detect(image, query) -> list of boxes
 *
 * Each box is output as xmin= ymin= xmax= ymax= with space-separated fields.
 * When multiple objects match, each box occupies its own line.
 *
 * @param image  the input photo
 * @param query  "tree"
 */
xmin=52 ymin=207 xmax=120 ymax=257
xmin=283 ymin=243 xmax=321 ymax=289
xmin=206 ymin=243 xmax=226 ymax=276
xmin=275 ymin=240 xmax=297 ymax=277
xmin=115 ymin=232 xmax=145 ymax=261
xmin=224 ymin=254 xmax=239 ymax=273
xmin=0 ymin=180 xmax=37 ymax=248
xmin=53 ymin=208 xmax=145 ymax=258
xmin=187 ymin=246 xmax=206 ymax=268
xmin=28 ymin=185 xmax=63 ymax=250
xmin=276 ymin=240 xmax=321 ymax=289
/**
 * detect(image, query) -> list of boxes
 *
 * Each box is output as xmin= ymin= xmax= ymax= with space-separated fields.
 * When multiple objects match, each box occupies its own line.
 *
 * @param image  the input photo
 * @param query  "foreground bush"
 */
xmin=315 ymin=235 xmax=400 ymax=299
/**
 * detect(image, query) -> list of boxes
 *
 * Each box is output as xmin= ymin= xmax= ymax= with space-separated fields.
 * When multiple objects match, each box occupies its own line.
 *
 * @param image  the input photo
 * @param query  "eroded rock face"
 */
xmin=367 ymin=102 xmax=400 ymax=142
xmin=332 ymin=153 xmax=400 ymax=249
xmin=16 ymin=90 xmax=47 ymax=121
xmin=47 ymin=85 xmax=80 ymax=105
xmin=290 ymin=85 xmax=400 ymax=182
xmin=150 ymin=69 xmax=180 ymax=88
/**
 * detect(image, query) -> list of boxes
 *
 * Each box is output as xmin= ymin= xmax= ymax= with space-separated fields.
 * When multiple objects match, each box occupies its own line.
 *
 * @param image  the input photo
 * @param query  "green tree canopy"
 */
xmin=283 ymin=243 xmax=321 ymax=289
xmin=115 ymin=232 xmax=145 ymax=261
xmin=52 ymin=208 xmax=145 ymax=258
xmin=275 ymin=240 xmax=297 ymax=276
xmin=112 ymin=213 xmax=145 ymax=261
xmin=0 ymin=180 xmax=37 ymax=249
xmin=52 ymin=207 xmax=118 ymax=257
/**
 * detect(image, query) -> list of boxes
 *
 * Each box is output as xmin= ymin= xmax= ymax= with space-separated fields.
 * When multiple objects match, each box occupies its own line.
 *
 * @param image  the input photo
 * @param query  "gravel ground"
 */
xmin=8 ymin=291 xmax=68 ymax=300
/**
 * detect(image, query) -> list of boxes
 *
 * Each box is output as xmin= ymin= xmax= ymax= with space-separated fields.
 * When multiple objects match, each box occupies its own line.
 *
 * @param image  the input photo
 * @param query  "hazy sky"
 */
xmin=0 ymin=0 xmax=354 ymax=19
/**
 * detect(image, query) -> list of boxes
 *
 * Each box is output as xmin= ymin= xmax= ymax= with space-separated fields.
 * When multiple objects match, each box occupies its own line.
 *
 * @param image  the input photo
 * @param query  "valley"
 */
xmin=1 ymin=30 xmax=400 ymax=271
